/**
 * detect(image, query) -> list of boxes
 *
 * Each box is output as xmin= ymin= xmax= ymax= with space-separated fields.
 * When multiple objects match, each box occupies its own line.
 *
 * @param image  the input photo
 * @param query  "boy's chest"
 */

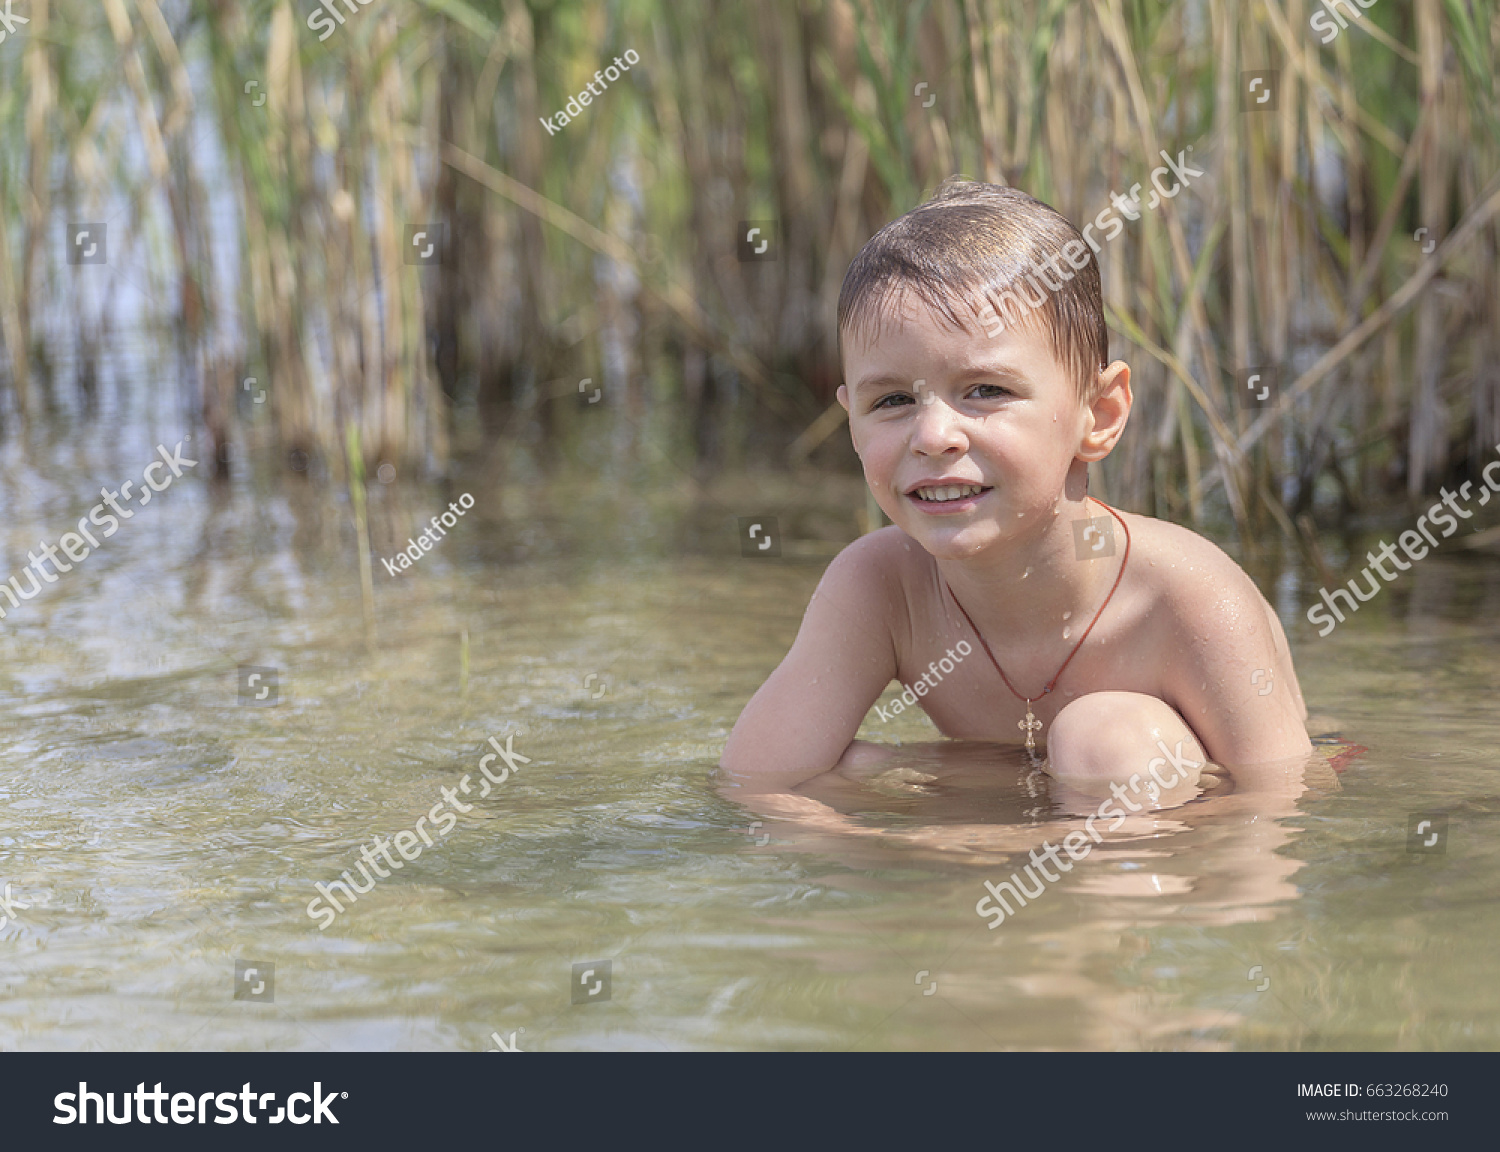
xmin=892 ymin=602 xmax=1164 ymax=742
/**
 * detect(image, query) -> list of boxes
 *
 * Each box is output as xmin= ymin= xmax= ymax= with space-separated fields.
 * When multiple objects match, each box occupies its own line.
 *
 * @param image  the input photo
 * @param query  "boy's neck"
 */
xmin=933 ymin=494 xmax=1120 ymax=644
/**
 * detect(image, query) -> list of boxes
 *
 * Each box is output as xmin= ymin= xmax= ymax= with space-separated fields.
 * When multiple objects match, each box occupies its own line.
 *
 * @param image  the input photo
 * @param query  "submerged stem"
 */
xmin=346 ymin=421 xmax=377 ymax=654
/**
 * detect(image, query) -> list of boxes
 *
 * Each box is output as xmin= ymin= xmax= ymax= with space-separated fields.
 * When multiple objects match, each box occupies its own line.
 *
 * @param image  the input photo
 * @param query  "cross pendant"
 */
xmin=1018 ymin=701 xmax=1043 ymax=755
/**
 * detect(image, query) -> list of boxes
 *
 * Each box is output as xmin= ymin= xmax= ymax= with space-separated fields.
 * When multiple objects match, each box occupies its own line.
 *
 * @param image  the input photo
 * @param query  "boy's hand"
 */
xmin=832 ymin=739 xmax=901 ymax=780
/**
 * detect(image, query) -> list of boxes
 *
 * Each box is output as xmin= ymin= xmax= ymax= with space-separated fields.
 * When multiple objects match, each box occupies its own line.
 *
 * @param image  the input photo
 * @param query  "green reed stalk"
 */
xmin=345 ymin=421 xmax=376 ymax=653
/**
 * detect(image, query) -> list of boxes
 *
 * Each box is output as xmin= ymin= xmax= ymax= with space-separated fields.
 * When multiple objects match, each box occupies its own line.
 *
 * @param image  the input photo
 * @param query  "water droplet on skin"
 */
xmin=1063 ymin=627 xmax=1072 ymax=639
xmin=1062 ymin=611 xmax=1072 ymax=620
xmin=1022 ymin=567 xmax=1033 ymax=579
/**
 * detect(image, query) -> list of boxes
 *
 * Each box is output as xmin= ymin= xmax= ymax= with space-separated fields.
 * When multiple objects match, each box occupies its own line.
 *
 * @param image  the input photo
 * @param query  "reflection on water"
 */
xmin=3 ymin=416 xmax=1500 ymax=1051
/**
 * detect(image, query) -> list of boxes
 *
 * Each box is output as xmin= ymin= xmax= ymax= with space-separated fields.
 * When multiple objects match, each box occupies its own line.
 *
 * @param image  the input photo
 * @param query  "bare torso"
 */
xmin=872 ymin=510 xmax=1307 ymax=749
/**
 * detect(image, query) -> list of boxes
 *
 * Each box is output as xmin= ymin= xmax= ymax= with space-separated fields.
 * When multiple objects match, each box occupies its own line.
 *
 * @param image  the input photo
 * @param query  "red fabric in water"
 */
xmin=1312 ymin=735 xmax=1367 ymax=775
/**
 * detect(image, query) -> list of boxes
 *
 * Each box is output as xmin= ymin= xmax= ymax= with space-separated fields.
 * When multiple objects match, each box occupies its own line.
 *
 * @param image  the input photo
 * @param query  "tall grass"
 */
xmin=1 ymin=0 xmax=1496 ymax=540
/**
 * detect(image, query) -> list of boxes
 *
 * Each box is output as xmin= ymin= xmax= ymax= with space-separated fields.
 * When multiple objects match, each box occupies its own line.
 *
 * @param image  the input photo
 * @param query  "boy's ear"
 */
xmin=1078 ymin=361 xmax=1131 ymax=462
xmin=837 ymin=384 xmax=858 ymax=453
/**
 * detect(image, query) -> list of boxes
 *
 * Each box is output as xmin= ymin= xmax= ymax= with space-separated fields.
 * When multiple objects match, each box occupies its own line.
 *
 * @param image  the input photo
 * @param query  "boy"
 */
xmin=720 ymin=180 xmax=1312 ymax=805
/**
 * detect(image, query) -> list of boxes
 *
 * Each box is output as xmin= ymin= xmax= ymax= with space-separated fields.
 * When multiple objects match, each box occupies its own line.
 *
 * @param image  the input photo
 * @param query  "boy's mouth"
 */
xmin=905 ymin=481 xmax=992 ymax=510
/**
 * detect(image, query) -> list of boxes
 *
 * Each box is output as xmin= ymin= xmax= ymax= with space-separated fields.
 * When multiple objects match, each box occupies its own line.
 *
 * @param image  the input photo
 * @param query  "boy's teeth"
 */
xmin=917 ymin=484 xmax=982 ymax=501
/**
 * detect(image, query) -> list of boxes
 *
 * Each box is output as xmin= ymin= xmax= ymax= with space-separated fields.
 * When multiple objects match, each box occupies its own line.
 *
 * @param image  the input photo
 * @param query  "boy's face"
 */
xmin=837 ymin=292 xmax=1125 ymax=560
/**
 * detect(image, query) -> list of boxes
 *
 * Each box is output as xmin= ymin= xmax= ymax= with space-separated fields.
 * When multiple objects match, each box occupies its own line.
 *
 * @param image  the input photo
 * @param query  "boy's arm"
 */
xmin=1164 ymin=558 xmax=1313 ymax=768
xmin=719 ymin=533 xmax=902 ymax=795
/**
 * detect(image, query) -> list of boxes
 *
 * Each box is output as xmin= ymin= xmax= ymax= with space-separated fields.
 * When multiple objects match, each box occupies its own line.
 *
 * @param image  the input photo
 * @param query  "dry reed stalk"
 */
xmin=1234 ymin=172 xmax=1500 ymax=457
xmin=1096 ymin=0 xmax=1237 ymax=524
xmin=101 ymin=0 xmax=169 ymax=181
xmin=370 ymin=12 xmax=425 ymax=471
xmin=816 ymin=116 xmax=871 ymax=337
xmin=15 ymin=0 xmax=55 ymax=424
xmin=961 ymin=0 xmax=1002 ymax=182
xmin=500 ymin=0 xmax=548 ymax=400
xmin=136 ymin=0 xmax=193 ymax=138
xmin=1346 ymin=81 xmax=1428 ymax=315
xmin=1219 ymin=0 xmax=1251 ymax=436
xmin=345 ymin=421 xmax=377 ymax=652
xmin=1408 ymin=0 xmax=1450 ymax=495
xmin=441 ymin=142 xmax=794 ymax=420
xmin=1261 ymin=0 xmax=1404 ymax=158
xmin=0 ymin=179 xmax=26 ymax=423
xmin=258 ymin=0 xmax=317 ymax=458
xmin=1329 ymin=18 xmax=1364 ymax=298
xmin=7 ymin=0 xmax=1495 ymax=523
xmin=1265 ymin=0 xmax=1301 ymax=527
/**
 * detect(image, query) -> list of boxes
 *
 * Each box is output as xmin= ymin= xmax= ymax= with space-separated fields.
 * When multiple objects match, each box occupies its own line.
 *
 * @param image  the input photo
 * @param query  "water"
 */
xmin=3 ymin=418 xmax=1500 ymax=1051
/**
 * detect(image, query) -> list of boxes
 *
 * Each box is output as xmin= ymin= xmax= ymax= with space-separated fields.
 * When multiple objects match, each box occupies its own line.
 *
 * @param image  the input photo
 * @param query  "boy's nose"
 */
xmin=909 ymin=395 xmax=968 ymax=455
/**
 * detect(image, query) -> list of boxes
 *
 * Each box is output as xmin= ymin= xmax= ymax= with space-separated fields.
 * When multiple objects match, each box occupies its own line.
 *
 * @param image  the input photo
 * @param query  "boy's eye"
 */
xmin=868 ymin=382 xmax=1012 ymax=410
xmin=969 ymin=383 xmax=1012 ymax=400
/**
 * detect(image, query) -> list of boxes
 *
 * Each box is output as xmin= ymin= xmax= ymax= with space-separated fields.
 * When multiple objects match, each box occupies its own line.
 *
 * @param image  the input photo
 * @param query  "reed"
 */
xmin=345 ymin=419 xmax=376 ymax=652
xmin=0 ymin=0 xmax=1495 ymax=539
xmin=459 ymin=626 xmax=470 ymax=698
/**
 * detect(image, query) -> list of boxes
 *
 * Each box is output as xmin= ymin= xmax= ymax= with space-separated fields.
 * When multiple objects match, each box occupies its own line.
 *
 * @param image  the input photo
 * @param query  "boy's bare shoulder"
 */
xmin=1111 ymin=509 xmax=1307 ymax=737
xmin=819 ymin=525 xmax=927 ymax=593
xmin=825 ymin=524 xmax=930 ymax=572
xmin=1117 ymin=509 xmax=1271 ymax=628
xmin=813 ymin=526 xmax=926 ymax=625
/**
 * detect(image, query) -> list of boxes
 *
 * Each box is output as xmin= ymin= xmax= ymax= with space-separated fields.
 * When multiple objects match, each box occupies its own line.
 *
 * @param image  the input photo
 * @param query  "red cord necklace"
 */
xmin=942 ymin=498 xmax=1131 ymax=760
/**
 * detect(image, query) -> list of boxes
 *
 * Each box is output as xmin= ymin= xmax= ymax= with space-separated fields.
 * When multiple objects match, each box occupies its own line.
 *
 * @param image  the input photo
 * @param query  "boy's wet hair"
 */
xmin=837 ymin=178 xmax=1110 ymax=402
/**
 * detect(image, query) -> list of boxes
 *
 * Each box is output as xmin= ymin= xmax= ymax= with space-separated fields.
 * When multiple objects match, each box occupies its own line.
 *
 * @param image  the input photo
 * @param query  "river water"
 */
xmin=2 ymin=406 xmax=1499 ymax=1051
